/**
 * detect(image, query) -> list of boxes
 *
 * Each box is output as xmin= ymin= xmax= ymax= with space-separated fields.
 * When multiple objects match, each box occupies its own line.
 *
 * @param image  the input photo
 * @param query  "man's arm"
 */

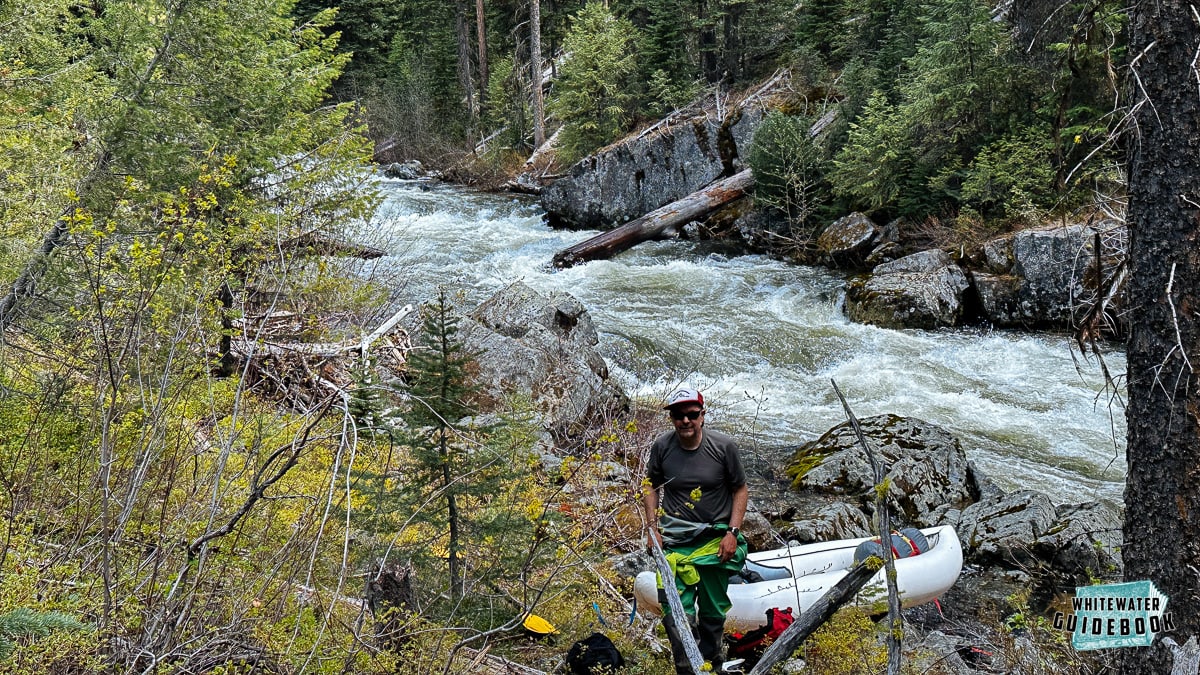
xmin=730 ymin=482 xmax=748 ymax=528
xmin=718 ymin=482 xmax=749 ymax=562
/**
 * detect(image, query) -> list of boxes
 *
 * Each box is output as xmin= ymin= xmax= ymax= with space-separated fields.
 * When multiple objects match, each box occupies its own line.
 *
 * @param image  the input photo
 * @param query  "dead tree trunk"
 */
xmin=746 ymin=560 xmax=880 ymax=675
xmin=833 ymin=379 xmax=903 ymax=674
xmin=551 ymin=169 xmax=753 ymax=268
xmin=455 ymin=0 xmax=477 ymax=139
xmin=476 ymin=0 xmax=488 ymax=114
xmin=530 ymin=0 xmax=545 ymax=149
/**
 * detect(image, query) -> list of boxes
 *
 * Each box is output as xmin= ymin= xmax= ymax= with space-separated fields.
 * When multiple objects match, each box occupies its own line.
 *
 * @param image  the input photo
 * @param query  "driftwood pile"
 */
xmin=224 ymin=297 xmax=414 ymax=409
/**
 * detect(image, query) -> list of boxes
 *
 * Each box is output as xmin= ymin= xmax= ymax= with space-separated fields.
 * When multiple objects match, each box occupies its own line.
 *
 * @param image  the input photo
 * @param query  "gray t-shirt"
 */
xmin=646 ymin=428 xmax=746 ymax=526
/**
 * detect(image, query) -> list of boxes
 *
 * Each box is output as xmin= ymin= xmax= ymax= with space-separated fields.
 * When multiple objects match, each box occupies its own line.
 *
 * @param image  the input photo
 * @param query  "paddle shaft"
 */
xmin=649 ymin=539 xmax=706 ymax=675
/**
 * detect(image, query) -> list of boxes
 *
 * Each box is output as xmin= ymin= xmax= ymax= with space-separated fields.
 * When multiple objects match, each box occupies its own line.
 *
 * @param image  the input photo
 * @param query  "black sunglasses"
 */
xmin=669 ymin=409 xmax=704 ymax=421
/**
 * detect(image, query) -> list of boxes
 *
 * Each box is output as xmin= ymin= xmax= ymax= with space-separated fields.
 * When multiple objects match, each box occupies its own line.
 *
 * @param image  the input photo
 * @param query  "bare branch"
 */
xmin=187 ymin=401 xmax=335 ymax=558
xmin=831 ymin=379 xmax=903 ymax=675
xmin=1165 ymin=263 xmax=1194 ymax=375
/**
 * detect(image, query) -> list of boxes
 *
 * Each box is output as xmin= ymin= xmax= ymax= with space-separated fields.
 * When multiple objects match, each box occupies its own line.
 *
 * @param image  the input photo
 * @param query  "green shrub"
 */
xmin=828 ymin=89 xmax=909 ymax=214
xmin=961 ymin=126 xmax=1058 ymax=223
xmin=747 ymin=111 xmax=833 ymax=230
xmin=803 ymin=607 xmax=888 ymax=675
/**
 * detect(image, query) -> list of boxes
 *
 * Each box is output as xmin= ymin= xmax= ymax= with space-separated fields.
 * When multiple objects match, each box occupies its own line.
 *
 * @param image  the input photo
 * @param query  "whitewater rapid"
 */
xmin=365 ymin=180 xmax=1126 ymax=507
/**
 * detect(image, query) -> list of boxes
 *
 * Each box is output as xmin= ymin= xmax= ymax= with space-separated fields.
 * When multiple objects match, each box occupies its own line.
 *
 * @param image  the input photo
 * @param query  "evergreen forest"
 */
xmin=295 ymin=0 xmax=1125 ymax=231
xmin=0 ymin=0 xmax=1134 ymax=673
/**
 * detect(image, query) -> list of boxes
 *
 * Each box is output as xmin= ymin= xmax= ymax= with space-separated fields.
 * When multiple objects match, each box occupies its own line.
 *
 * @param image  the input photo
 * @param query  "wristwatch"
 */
xmin=727 ymin=527 xmax=740 ymax=538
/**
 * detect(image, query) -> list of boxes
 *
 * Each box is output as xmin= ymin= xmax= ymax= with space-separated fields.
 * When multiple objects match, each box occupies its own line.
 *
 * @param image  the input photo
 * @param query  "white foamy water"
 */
xmin=366 ymin=180 xmax=1126 ymax=507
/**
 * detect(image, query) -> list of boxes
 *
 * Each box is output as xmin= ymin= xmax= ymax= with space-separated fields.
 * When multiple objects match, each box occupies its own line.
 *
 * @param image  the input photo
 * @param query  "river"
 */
xmin=365 ymin=179 xmax=1126 ymax=508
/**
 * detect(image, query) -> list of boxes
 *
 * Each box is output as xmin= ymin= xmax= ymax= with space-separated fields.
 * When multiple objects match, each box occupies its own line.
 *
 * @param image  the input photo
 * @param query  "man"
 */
xmin=644 ymin=386 xmax=749 ymax=674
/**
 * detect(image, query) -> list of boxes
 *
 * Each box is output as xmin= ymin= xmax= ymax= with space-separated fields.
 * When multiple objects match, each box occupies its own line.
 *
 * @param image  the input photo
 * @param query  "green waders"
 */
xmin=657 ymin=531 xmax=747 ymax=674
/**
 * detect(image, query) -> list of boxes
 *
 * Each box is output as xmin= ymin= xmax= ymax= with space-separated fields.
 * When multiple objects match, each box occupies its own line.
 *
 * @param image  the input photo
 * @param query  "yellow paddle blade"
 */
xmin=522 ymin=614 xmax=557 ymax=635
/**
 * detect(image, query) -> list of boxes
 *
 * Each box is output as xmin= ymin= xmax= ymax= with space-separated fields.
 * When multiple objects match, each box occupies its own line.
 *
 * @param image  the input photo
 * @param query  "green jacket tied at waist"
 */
xmin=657 ymin=529 xmax=747 ymax=591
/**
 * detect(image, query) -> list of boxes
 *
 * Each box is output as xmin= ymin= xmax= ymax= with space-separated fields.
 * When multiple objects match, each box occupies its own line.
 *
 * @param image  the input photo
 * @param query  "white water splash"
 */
xmin=368 ymin=180 xmax=1126 ymax=506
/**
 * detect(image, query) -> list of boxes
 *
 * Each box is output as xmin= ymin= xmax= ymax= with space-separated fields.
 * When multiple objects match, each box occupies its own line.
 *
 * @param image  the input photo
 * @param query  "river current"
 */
xmin=365 ymin=179 xmax=1126 ymax=508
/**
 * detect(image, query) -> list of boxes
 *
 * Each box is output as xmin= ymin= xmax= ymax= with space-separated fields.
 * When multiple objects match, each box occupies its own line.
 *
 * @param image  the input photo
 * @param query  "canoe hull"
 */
xmin=633 ymin=525 xmax=963 ymax=632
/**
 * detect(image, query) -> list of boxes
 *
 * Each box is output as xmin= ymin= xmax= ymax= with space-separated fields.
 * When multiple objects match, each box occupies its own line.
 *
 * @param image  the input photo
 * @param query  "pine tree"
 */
xmin=292 ymin=0 xmax=406 ymax=92
xmin=389 ymin=291 xmax=552 ymax=614
xmin=747 ymin=111 xmax=833 ymax=228
xmin=549 ymin=2 xmax=639 ymax=162
xmin=824 ymin=0 xmax=1043 ymax=220
xmin=637 ymin=0 xmax=695 ymax=86
xmin=1118 ymin=2 xmax=1200 ymax=669
xmin=828 ymin=90 xmax=910 ymax=213
xmin=531 ymin=0 xmax=546 ymax=148
xmin=349 ymin=362 xmax=389 ymax=429
xmin=400 ymin=291 xmax=477 ymax=603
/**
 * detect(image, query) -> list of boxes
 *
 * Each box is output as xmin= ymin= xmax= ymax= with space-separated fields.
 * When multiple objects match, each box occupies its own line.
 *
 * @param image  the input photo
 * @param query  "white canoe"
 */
xmin=633 ymin=525 xmax=963 ymax=632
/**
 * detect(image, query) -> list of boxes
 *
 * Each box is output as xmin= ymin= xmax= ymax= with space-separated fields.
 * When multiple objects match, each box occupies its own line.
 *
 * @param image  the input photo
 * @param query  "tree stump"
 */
xmin=366 ymin=562 xmax=415 ymax=650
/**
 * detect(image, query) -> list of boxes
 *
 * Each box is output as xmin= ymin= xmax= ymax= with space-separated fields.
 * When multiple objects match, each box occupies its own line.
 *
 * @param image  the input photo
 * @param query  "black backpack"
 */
xmin=566 ymin=632 xmax=625 ymax=674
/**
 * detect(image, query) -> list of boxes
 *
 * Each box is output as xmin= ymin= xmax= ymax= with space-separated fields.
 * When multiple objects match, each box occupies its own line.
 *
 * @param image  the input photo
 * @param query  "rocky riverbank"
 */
xmin=530 ymin=83 xmax=1127 ymax=339
xmin=380 ymin=133 xmax=1126 ymax=669
xmin=394 ymin=261 xmax=1118 ymax=672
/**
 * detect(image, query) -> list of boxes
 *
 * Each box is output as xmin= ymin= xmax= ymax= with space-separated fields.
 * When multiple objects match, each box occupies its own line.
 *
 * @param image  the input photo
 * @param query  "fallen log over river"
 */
xmin=551 ymin=169 xmax=753 ymax=268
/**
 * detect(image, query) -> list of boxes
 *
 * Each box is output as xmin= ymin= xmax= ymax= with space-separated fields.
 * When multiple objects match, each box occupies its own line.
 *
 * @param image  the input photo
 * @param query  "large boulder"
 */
xmin=969 ymin=271 xmax=1023 ymax=325
xmin=969 ymin=221 xmax=1126 ymax=331
xmin=383 ymin=160 xmax=425 ymax=180
xmin=459 ymin=282 xmax=627 ymax=436
xmin=956 ymin=487 xmax=1123 ymax=585
xmin=784 ymin=414 xmax=974 ymax=527
xmin=540 ymin=106 xmax=765 ymax=229
xmin=781 ymin=501 xmax=873 ymax=543
xmin=844 ymin=250 xmax=971 ymax=329
xmin=957 ymin=490 xmax=1057 ymax=567
xmin=1033 ymin=501 xmax=1124 ymax=583
xmin=815 ymin=213 xmax=897 ymax=268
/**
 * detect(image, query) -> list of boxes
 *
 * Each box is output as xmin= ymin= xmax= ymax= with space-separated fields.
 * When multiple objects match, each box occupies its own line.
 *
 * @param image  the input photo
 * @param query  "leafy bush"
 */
xmin=747 ymin=111 xmax=833 ymax=231
xmin=802 ymin=607 xmax=888 ymax=674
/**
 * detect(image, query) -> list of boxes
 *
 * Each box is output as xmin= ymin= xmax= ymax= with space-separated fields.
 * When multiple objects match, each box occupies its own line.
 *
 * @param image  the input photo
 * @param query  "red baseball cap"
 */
xmin=663 ymin=386 xmax=704 ymax=409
